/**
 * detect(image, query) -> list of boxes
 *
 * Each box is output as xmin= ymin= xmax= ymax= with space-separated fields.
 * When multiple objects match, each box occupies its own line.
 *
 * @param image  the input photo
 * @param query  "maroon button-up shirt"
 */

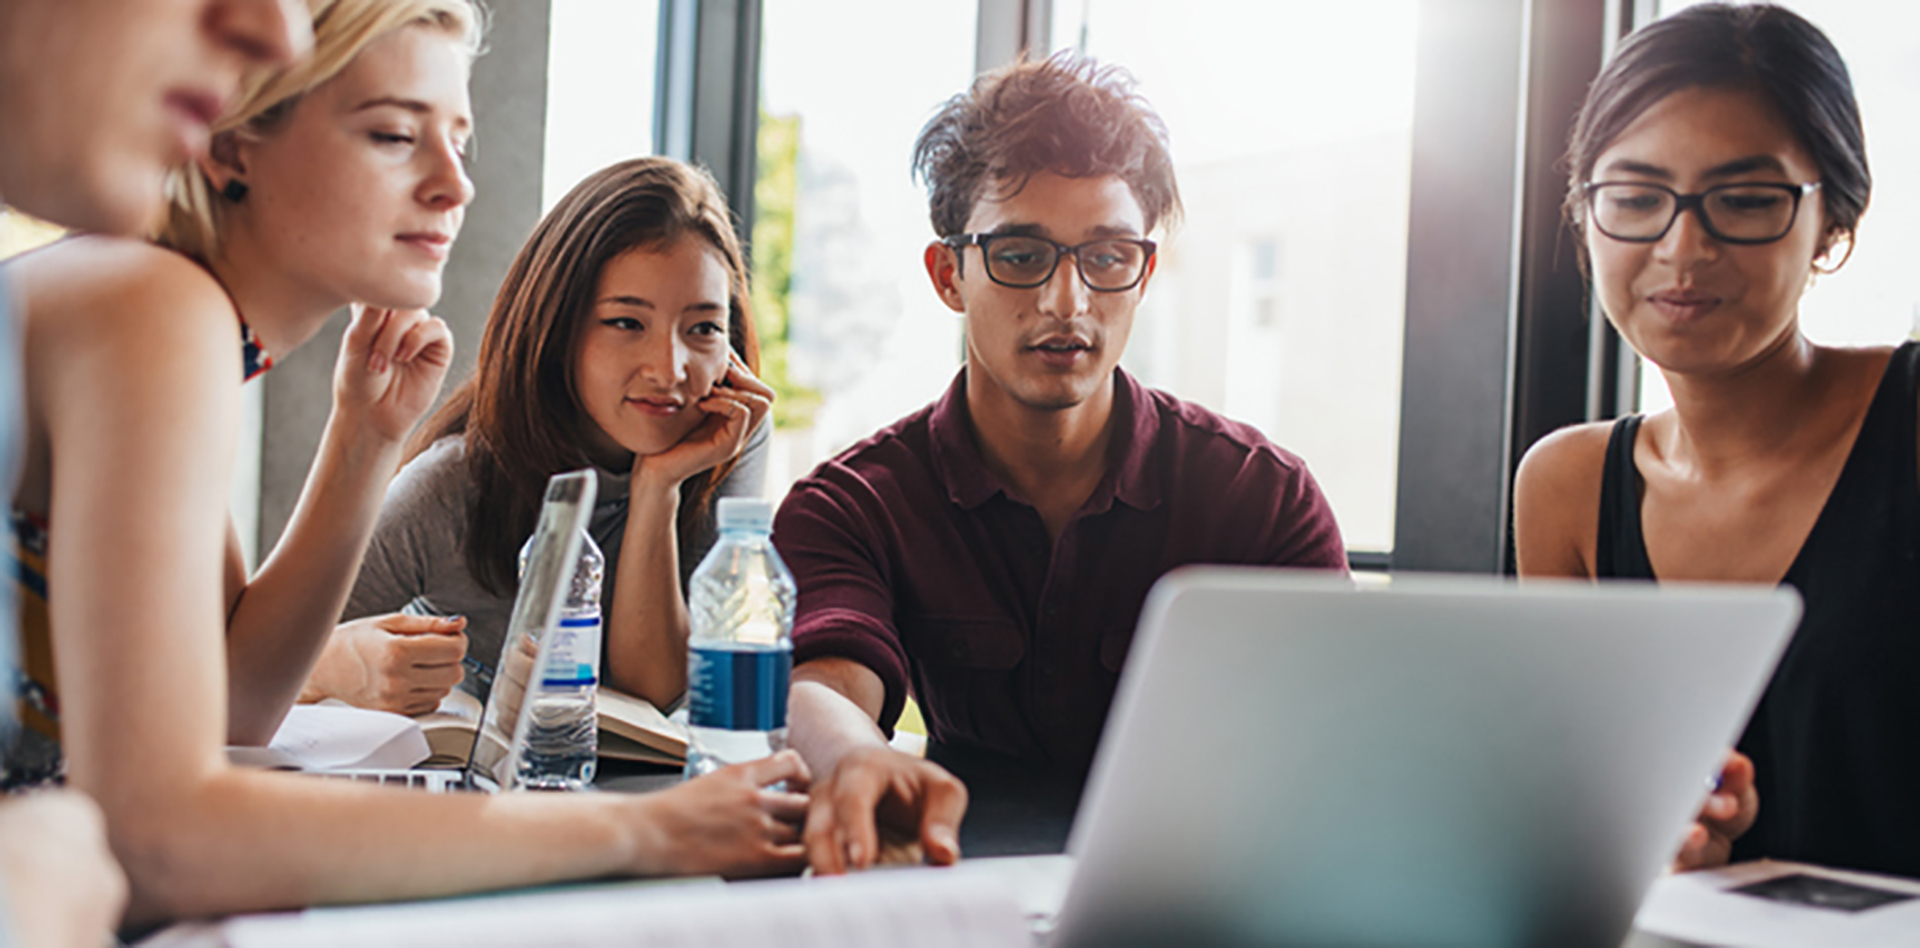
xmin=775 ymin=369 xmax=1347 ymax=781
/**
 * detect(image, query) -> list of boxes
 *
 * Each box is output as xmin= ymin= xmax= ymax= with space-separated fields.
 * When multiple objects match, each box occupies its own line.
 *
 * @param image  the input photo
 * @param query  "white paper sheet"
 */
xmin=143 ymin=867 xmax=1030 ymax=948
xmin=226 ymin=702 xmax=430 ymax=771
xmin=1634 ymin=860 xmax=1920 ymax=948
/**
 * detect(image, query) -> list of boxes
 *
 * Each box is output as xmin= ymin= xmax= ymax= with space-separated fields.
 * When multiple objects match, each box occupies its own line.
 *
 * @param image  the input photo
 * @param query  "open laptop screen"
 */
xmin=468 ymin=470 xmax=596 ymax=791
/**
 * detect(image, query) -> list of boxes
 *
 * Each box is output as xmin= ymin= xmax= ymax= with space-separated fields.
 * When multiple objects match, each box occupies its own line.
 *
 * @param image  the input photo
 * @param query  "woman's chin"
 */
xmin=615 ymin=429 xmax=690 ymax=459
xmin=358 ymin=278 xmax=443 ymax=314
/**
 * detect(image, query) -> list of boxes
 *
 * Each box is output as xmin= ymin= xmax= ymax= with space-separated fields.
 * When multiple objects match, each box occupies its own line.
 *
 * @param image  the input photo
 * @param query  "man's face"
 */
xmin=0 ymin=0 xmax=308 ymax=235
xmin=927 ymin=172 xmax=1155 ymax=415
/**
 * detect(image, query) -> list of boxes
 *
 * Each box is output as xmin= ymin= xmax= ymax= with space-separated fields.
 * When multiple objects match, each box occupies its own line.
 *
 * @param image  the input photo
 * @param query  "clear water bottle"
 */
xmin=515 ymin=528 xmax=603 ymax=790
xmin=685 ymin=498 xmax=795 ymax=777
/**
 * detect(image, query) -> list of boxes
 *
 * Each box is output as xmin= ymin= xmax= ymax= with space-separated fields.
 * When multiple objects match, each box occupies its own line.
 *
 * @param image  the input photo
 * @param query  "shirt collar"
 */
xmin=1103 ymin=368 xmax=1165 ymax=513
xmin=926 ymin=366 xmax=1165 ymax=514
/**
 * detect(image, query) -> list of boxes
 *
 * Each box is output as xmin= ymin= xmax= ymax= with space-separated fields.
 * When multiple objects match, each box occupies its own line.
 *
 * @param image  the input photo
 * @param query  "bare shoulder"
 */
xmin=1514 ymin=421 xmax=1617 ymax=577
xmin=12 ymin=237 xmax=239 ymax=437
xmin=1517 ymin=422 xmax=1614 ymax=494
xmin=11 ymin=236 xmax=235 ymax=351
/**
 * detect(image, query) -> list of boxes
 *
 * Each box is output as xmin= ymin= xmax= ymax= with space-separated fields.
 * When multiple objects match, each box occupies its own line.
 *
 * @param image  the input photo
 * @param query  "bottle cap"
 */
xmin=716 ymin=497 xmax=774 ymax=533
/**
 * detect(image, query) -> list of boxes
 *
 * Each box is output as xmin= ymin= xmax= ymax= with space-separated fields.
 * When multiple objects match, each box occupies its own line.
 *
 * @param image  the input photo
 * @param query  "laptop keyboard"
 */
xmin=314 ymin=769 xmax=468 ymax=791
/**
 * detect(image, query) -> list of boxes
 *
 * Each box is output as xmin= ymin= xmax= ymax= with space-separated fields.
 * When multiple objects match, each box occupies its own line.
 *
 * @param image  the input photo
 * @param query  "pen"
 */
xmin=463 ymin=654 xmax=495 ymax=691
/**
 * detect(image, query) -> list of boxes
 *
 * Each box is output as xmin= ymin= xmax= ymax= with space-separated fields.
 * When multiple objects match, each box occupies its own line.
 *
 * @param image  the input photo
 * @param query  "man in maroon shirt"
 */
xmin=779 ymin=53 xmax=1348 ymax=875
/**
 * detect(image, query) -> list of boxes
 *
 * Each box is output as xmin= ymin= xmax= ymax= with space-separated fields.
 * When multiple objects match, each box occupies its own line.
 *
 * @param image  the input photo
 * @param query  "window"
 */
xmin=752 ymin=1 xmax=979 ymax=498
xmin=544 ymin=0 xmax=660 ymax=211
xmin=1049 ymin=0 xmax=1420 ymax=553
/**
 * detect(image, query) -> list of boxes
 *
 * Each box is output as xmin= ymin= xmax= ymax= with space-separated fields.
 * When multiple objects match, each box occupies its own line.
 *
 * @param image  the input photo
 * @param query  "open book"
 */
xmin=415 ymin=689 xmax=485 ymax=766
xmin=411 ymin=687 xmax=688 ymax=767
xmin=597 ymin=688 xmax=688 ymax=765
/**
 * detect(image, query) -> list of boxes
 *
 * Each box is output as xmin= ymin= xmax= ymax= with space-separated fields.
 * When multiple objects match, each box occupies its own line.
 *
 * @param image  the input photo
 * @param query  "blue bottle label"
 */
xmin=688 ymin=644 xmax=791 ymax=730
xmin=540 ymin=614 xmax=600 ymax=687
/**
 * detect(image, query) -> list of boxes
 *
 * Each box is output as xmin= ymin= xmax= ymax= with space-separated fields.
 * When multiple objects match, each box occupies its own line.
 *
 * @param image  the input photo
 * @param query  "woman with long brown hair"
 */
xmin=304 ymin=156 xmax=774 ymax=713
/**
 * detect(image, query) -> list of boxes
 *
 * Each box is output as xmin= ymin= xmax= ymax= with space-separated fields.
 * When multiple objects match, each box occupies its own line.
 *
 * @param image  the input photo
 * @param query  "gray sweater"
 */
xmin=345 ymin=422 xmax=769 ymax=694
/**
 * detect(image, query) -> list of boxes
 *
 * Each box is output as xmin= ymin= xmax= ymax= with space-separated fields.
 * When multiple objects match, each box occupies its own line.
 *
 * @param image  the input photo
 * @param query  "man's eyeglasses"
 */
xmin=1583 ymin=181 xmax=1821 ymax=245
xmin=943 ymin=233 xmax=1157 ymax=292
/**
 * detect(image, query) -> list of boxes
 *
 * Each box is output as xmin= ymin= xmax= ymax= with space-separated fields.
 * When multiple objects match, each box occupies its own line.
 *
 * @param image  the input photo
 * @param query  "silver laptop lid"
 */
xmin=468 ymin=470 xmax=596 ymax=791
xmin=1055 ymin=567 xmax=1800 ymax=948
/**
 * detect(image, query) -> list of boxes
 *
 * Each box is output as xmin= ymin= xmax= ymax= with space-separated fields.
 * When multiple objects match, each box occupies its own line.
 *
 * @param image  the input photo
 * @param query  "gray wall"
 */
xmin=257 ymin=2 xmax=551 ymax=552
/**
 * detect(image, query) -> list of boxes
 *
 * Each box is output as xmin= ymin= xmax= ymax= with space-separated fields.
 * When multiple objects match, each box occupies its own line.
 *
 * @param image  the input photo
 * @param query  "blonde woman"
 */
xmin=5 ymin=0 xmax=805 ymax=925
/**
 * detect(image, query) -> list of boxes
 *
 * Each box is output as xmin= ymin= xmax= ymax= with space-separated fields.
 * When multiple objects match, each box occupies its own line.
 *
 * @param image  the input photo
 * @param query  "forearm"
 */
xmin=227 ymin=410 xmax=405 ymax=742
xmin=604 ymin=476 xmax=690 ymax=705
xmin=787 ymin=659 xmax=891 ymax=779
xmin=96 ymin=764 xmax=642 ymax=924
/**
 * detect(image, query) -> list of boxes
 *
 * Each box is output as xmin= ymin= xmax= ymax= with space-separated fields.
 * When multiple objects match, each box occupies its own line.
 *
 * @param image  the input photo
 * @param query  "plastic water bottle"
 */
xmin=515 ymin=529 xmax=603 ymax=790
xmin=685 ymin=498 xmax=795 ymax=777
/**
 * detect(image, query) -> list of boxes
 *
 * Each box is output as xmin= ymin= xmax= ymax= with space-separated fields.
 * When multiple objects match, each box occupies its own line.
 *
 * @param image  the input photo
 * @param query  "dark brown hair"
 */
xmin=911 ymin=51 xmax=1181 ymax=237
xmin=1564 ymin=3 xmax=1869 ymax=258
xmin=412 ymin=157 xmax=761 ymax=594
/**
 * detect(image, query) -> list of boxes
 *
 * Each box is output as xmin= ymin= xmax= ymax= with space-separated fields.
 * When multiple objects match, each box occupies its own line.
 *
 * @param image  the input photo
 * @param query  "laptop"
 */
xmin=1049 ymin=567 xmax=1800 ymax=948
xmin=321 ymin=469 xmax=595 ymax=793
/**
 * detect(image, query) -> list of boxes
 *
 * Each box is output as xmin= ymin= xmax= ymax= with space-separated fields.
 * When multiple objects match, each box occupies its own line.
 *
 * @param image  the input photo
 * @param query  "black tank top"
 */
xmin=1597 ymin=341 xmax=1920 ymax=879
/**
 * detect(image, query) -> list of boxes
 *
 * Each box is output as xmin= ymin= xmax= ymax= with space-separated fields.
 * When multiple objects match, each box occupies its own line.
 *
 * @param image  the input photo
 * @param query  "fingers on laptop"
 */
xmin=917 ymin=772 xmax=967 ymax=866
xmin=805 ymin=758 xmax=878 ymax=874
xmin=804 ymin=749 xmax=966 ymax=875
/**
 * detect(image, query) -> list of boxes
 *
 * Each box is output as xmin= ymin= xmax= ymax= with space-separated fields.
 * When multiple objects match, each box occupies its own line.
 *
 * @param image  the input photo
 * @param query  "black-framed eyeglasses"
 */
xmin=1583 ymin=180 xmax=1821 ymax=245
xmin=943 ymin=233 xmax=1157 ymax=292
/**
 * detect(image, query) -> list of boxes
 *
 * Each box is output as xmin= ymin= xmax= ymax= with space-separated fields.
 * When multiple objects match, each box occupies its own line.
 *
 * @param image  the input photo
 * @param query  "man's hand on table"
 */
xmin=804 ymin=744 xmax=968 ymax=874
xmin=1673 ymin=749 xmax=1758 ymax=872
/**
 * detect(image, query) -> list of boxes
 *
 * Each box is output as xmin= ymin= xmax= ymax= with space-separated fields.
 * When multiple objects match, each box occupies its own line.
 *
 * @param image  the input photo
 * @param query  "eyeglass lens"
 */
xmin=1590 ymin=183 xmax=1802 ymax=242
xmin=983 ymin=236 xmax=1149 ymax=289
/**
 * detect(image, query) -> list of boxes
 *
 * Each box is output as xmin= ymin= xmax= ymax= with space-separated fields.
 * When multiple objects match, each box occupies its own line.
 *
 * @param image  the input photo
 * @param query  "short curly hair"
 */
xmin=912 ymin=51 xmax=1181 ymax=238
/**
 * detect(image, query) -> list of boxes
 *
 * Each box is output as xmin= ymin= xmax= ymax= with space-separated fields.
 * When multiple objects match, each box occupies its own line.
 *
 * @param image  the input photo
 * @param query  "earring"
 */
xmin=221 ymin=179 xmax=249 ymax=203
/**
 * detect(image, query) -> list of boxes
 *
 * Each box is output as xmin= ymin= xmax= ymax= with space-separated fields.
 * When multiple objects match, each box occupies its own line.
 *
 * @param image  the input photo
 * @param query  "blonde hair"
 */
xmin=159 ymin=0 xmax=484 ymax=260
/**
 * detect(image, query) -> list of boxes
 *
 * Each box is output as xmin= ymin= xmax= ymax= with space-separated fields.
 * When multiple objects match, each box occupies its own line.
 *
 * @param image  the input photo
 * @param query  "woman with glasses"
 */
xmin=1514 ymin=3 xmax=1917 ymax=879
xmin=302 ymin=156 xmax=774 ymax=717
